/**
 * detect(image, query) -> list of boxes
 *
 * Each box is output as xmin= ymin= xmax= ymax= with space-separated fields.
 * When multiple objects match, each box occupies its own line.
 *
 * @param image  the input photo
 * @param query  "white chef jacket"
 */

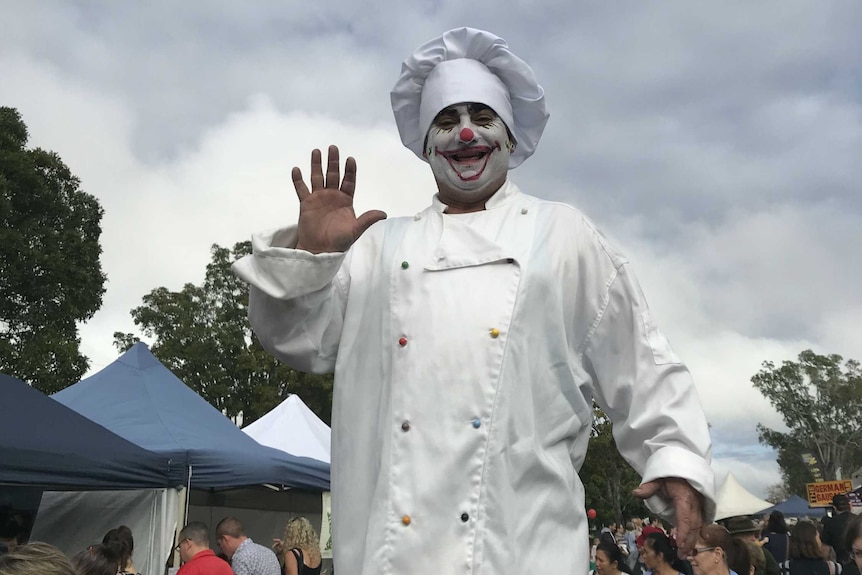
xmin=233 ymin=179 xmax=714 ymax=575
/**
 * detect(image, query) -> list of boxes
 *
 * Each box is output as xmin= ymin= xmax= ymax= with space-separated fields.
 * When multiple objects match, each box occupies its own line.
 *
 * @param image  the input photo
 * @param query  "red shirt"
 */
xmin=177 ymin=549 xmax=234 ymax=575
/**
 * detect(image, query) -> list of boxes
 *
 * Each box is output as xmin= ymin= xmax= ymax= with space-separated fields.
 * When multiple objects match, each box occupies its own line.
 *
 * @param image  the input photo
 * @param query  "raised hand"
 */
xmin=293 ymin=145 xmax=387 ymax=254
xmin=633 ymin=477 xmax=705 ymax=558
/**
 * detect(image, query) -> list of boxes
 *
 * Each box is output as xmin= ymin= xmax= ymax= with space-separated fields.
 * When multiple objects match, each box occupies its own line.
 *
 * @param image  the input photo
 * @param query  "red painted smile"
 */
xmin=435 ymin=143 xmax=501 ymax=181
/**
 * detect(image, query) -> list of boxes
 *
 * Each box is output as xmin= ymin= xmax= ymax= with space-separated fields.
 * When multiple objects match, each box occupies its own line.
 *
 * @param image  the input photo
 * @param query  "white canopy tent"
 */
xmin=243 ymin=395 xmax=331 ymax=464
xmin=714 ymin=472 xmax=773 ymax=521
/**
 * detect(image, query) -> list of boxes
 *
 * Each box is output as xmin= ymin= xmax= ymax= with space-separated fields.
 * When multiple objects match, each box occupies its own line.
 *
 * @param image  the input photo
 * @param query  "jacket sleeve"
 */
xmin=231 ymin=225 xmax=350 ymax=374
xmin=582 ymin=262 xmax=716 ymax=523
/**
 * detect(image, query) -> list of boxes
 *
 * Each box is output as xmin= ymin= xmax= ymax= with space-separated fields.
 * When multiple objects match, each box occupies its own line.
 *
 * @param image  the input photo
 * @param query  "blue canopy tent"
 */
xmin=0 ymin=373 xmax=177 ymax=489
xmin=756 ymin=494 xmax=828 ymax=518
xmin=53 ymin=342 xmax=329 ymax=491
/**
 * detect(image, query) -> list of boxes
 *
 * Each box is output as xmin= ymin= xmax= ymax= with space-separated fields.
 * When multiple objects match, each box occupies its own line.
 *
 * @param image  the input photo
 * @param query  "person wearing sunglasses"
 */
xmin=688 ymin=524 xmax=751 ymax=575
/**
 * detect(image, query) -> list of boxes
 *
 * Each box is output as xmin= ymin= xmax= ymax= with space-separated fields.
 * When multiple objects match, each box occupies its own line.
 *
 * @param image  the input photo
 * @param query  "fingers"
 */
xmin=325 ymin=145 xmax=341 ymax=190
xmin=632 ymin=478 xmax=704 ymax=558
xmin=354 ymin=210 xmax=388 ymax=238
xmin=295 ymin=146 xmax=354 ymax=200
xmin=292 ymin=167 xmax=310 ymax=201
xmin=667 ymin=480 xmax=703 ymax=557
xmin=632 ymin=480 xmax=662 ymax=500
xmin=310 ymin=148 xmax=324 ymax=191
xmin=341 ymin=156 xmax=357 ymax=197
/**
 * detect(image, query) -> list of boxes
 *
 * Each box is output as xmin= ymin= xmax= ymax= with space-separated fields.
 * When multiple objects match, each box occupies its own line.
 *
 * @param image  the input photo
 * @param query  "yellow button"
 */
xmin=490 ymin=328 xmax=500 ymax=338
xmin=402 ymin=515 xmax=411 ymax=526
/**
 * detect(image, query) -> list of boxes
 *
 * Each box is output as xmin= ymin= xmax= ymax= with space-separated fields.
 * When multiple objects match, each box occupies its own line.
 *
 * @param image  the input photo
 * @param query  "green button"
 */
xmin=401 ymin=261 xmax=409 ymax=269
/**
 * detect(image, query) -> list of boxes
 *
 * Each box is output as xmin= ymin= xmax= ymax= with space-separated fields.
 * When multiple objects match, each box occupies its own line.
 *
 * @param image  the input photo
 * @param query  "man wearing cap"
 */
xmin=233 ymin=27 xmax=714 ymax=574
xmin=725 ymin=516 xmax=780 ymax=575
xmin=823 ymin=494 xmax=853 ymax=564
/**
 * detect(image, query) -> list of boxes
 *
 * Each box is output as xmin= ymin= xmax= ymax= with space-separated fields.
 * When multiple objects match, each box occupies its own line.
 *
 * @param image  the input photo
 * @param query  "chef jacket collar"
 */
xmin=431 ymin=178 xmax=518 ymax=213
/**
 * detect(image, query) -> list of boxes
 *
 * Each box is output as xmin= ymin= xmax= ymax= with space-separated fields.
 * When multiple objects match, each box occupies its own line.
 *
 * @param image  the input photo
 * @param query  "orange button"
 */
xmin=399 ymin=337 xmax=408 ymax=347
xmin=402 ymin=515 xmax=411 ymax=526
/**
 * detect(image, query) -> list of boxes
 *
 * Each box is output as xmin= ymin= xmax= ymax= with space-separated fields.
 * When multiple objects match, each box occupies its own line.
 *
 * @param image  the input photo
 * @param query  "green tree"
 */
xmin=753 ymin=350 xmax=862 ymax=497
xmin=581 ymin=404 xmax=650 ymax=526
xmin=0 ymin=107 xmax=106 ymax=392
xmin=114 ymin=242 xmax=334 ymax=425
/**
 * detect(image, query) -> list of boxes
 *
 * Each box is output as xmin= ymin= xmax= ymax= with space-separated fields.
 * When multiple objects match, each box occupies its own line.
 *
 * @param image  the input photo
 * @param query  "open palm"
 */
xmin=293 ymin=145 xmax=387 ymax=254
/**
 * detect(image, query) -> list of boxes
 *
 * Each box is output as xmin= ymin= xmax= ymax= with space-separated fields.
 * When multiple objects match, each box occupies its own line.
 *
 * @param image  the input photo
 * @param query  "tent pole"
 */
xmin=171 ymin=466 xmax=193 ymax=571
xmin=184 ymin=465 xmax=192 ymax=519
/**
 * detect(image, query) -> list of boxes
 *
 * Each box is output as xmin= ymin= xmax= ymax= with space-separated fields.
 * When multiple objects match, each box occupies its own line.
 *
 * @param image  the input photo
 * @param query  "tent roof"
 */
xmin=53 ymin=342 xmax=329 ymax=491
xmin=243 ymin=395 xmax=331 ymax=464
xmin=0 ymin=373 xmax=176 ymax=489
xmin=756 ymin=494 xmax=827 ymax=518
xmin=714 ymin=472 xmax=773 ymax=520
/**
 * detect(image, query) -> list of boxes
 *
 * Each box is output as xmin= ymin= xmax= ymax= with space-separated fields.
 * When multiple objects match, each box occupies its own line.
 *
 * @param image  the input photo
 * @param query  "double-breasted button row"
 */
xmin=399 ymin=513 xmax=469 ymax=527
xmin=399 ymin=419 xmax=480 ymax=431
xmin=399 ymin=330 xmax=499 ymax=346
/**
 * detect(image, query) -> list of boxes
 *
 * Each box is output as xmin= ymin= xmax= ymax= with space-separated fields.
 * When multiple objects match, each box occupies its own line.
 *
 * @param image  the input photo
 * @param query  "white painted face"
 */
xmin=424 ymin=103 xmax=513 ymax=204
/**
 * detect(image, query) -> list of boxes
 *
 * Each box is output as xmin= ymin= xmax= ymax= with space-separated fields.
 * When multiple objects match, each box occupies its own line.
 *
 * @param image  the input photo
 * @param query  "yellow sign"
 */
xmin=806 ymin=480 xmax=853 ymax=507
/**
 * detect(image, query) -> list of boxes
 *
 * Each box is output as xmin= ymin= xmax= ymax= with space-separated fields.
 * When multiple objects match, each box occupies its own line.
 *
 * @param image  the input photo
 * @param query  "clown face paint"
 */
xmin=425 ymin=103 xmax=512 ymax=206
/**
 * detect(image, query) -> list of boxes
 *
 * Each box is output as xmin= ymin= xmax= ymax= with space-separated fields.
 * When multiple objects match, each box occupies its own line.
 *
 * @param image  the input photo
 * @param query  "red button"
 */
xmin=399 ymin=337 xmax=408 ymax=347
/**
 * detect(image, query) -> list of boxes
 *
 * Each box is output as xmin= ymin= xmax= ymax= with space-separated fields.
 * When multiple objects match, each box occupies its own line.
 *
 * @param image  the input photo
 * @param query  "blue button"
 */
xmin=472 ymin=418 xmax=481 ymax=429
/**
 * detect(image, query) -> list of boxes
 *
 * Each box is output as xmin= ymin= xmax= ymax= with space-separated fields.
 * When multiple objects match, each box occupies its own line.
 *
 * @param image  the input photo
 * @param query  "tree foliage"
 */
xmin=0 ymin=107 xmax=106 ymax=392
xmin=753 ymin=349 xmax=862 ymax=496
xmin=114 ymin=242 xmax=334 ymax=425
xmin=581 ymin=404 xmax=649 ymax=526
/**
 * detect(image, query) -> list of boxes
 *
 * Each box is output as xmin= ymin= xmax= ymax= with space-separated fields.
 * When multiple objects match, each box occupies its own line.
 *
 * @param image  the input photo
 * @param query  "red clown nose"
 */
xmin=459 ymin=128 xmax=474 ymax=142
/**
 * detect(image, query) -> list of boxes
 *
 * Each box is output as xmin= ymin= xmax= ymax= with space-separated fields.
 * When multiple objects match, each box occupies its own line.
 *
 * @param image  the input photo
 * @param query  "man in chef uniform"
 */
xmin=233 ymin=27 xmax=714 ymax=575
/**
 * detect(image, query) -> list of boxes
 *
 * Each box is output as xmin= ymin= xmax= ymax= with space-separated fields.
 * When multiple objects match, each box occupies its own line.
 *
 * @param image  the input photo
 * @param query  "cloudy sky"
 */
xmin=3 ymin=1 xmax=861 ymax=499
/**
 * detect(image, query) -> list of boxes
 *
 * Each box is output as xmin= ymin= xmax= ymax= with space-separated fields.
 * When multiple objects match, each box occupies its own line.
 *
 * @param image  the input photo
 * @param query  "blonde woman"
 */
xmin=0 ymin=542 xmax=77 ymax=575
xmin=276 ymin=517 xmax=321 ymax=575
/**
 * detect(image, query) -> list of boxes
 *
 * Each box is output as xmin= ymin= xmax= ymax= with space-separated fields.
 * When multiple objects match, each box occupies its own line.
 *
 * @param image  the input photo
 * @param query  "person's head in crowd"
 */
xmin=215 ymin=516 xmax=247 ymax=560
xmin=651 ymin=517 xmax=666 ymax=531
xmin=765 ymin=511 xmax=789 ymax=535
xmin=72 ymin=543 xmax=119 ymax=575
xmin=843 ymin=514 xmax=862 ymax=574
xmin=725 ymin=516 xmax=761 ymax=542
xmin=102 ymin=525 xmax=135 ymax=572
xmin=626 ymin=522 xmax=635 ymax=533
xmin=596 ymin=541 xmax=629 ymax=575
xmin=642 ymin=531 xmax=686 ymax=574
xmin=833 ymin=494 xmax=851 ymax=514
xmin=600 ymin=531 xmax=617 ymax=547
xmin=688 ymin=523 xmax=750 ymax=575
xmin=282 ymin=516 xmax=320 ymax=554
xmin=789 ymin=521 xmax=824 ymax=560
xmin=745 ymin=541 xmax=765 ymax=575
xmin=0 ymin=542 xmax=77 ymax=575
xmin=0 ymin=510 xmax=23 ymax=553
xmin=636 ymin=525 xmax=665 ymax=550
xmin=177 ymin=522 xmax=212 ymax=564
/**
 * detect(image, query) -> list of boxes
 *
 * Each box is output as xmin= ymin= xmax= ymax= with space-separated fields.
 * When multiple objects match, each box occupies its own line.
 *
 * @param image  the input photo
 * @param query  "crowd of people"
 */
xmin=590 ymin=494 xmax=862 ymax=575
xmin=0 ymin=516 xmax=324 ymax=575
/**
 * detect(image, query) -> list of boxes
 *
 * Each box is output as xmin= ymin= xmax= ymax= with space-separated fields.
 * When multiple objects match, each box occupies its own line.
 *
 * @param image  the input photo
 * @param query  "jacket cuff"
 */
xmin=232 ymin=226 xmax=346 ymax=299
xmin=641 ymin=445 xmax=716 ymax=524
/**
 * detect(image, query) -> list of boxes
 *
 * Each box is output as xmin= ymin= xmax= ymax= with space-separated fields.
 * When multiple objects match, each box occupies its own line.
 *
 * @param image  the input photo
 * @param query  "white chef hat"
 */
xmin=391 ymin=27 xmax=549 ymax=169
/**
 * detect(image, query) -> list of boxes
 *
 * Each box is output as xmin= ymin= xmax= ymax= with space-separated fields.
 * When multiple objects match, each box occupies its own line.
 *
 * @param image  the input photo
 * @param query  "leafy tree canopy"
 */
xmin=0 ymin=107 xmax=106 ymax=392
xmin=114 ymin=242 xmax=334 ymax=425
xmin=754 ymin=349 xmax=862 ymax=496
